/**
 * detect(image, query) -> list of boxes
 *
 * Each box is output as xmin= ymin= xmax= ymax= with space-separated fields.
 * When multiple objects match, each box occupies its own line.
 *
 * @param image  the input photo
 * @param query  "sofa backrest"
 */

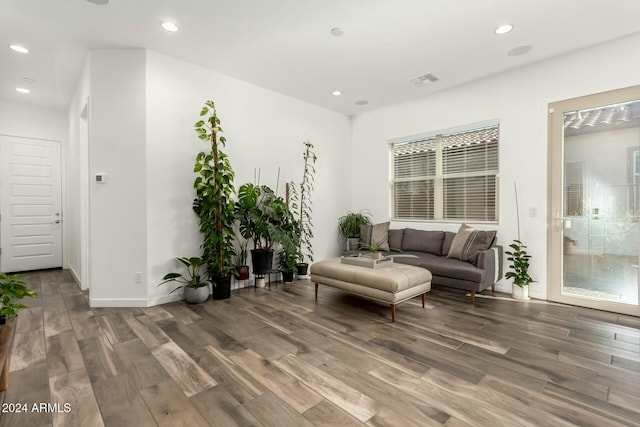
xmin=388 ymin=229 xmax=404 ymax=251
xmin=401 ymin=228 xmax=445 ymax=256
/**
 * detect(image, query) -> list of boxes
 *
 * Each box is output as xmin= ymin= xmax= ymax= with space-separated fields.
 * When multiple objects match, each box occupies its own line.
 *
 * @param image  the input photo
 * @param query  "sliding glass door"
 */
xmin=548 ymin=86 xmax=640 ymax=316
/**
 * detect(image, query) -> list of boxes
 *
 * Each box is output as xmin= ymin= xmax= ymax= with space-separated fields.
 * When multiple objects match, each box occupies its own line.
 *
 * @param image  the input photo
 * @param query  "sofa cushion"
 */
xmin=401 ymin=229 xmax=444 ymax=256
xmin=360 ymin=222 xmax=390 ymax=251
xmin=388 ymin=229 xmax=404 ymax=251
xmin=396 ymin=251 xmax=484 ymax=283
xmin=447 ymin=224 xmax=496 ymax=265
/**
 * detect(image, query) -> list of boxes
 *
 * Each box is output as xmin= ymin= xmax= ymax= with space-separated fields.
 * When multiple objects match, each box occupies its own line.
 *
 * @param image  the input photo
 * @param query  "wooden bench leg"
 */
xmin=470 ymin=291 xmax=475 ymax=304
xmin=314 ymin=283 xmax=318 ymax=300
xmin=390 ymin=304 xmax=396 ymax=323
xmin=491 ymin=284 xmax=495 ymax=292
xmin=421 ymin=293 xmax=426 ymax=308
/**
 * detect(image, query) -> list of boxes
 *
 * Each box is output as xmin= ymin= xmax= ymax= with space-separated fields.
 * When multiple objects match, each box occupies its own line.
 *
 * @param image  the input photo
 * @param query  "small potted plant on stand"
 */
xmin=338 ymin=210 xmax=372 ymax=252
xmin=506 ymin=182 xmax=535 ymax=300
xmin=0 ymin=272 xmax=37 ymax=324
xmin=234 ymin=239 xmax=250 ymax=281
xmin=193 ymin=100 xmax=236 ymax=300
xmin=158 ymin=257 xmax=210 ymax=304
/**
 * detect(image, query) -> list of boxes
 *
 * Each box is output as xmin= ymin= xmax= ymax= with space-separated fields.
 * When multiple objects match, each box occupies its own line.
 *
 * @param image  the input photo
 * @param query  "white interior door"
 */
xmin=0 ymin=136 xmax=62 ymax=272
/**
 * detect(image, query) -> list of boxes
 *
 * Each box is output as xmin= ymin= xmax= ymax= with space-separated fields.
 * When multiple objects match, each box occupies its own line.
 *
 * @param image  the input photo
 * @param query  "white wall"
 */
xmin=89 ymin=49 xmax=148 ymax=306
xmin=351 ymin=33 xmax=640 ymax=300
xmin=0 ymin=100 xmax=67 ymax=273
xmin=145 ymin=51 xmax=352 ymax=303
xmin=0 ymin=100 xmax=66 ymax=141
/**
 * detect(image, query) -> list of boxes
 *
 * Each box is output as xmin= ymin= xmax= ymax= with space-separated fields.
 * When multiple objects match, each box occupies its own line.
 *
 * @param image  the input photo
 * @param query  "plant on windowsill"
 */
xmin=0 ymin=272 xmax=38 ymax=323
xmin=193 ymin=100 xmax=236 ymax=300
xmin=338 ymin=210 xmax=372 ymax=252
xmin=505 ymin=182 xmax=535 ymax=300
xmin=158 ymin=257 xmax=210 ymax=304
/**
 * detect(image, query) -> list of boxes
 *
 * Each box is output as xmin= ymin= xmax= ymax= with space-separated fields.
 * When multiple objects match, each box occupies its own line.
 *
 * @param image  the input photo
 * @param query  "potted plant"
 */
xmin=277 ymin=229 xmax=300 ymax=283
xmin=506 ymin=182 xmax=535 ymax=300
xmin=0 ymin=272 xmax=37 ymax=324
xmin=359 ymin=235 xmax=389 ymax=260
xmin=338 ymin=210 xmax=372 ymax=251
xmin=193 ymin=100 xmax=236 ymax=300
xmin=234 ymin=239 xmax=250 ymax=280
xmin=295 ymin=141 xmax=317 ymax=276
xmin=505 ymin=240 xmax=535 ymax=300
xmin=158 ymin=257 xmax=210 ymax=304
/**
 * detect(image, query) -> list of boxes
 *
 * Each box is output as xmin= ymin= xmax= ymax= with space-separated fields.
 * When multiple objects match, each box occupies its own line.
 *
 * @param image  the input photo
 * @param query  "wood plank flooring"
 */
xmin=1 ymin=269 xmax=639 ymax=426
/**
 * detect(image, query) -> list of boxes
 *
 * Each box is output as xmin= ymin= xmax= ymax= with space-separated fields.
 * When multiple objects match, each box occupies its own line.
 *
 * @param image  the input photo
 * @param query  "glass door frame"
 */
xmin=548 ymin=85 xmax=640 ymax=316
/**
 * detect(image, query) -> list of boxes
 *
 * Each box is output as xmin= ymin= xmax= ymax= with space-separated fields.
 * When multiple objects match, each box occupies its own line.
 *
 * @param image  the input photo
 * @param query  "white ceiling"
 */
xmin=2 ymin=0 xmax=640 ymax=116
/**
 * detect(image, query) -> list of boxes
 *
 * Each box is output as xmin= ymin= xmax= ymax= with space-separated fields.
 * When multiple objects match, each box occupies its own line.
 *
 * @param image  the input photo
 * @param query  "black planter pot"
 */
xmin=296 ymin=262 xmax=309 ymax=276
xmin=251 ymin=250 xmax=274 ymax=275
xmin=281 ymin=270 xmax=295 ymax=283
xmin=212 ymin=274 xmax=231 ymax=300
xmin=0 ymin=315 xmax=5 ymax=325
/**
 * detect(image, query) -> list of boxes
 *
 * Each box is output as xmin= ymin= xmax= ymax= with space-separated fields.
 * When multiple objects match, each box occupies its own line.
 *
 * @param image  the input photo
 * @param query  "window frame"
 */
xmin=389 ymin=120 xmax=500 ymax=224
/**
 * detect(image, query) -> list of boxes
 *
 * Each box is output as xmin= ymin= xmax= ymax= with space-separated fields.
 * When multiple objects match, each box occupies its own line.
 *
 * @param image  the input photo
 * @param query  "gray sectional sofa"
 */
xmin=362 ymin=227 xmax=503 ymax=303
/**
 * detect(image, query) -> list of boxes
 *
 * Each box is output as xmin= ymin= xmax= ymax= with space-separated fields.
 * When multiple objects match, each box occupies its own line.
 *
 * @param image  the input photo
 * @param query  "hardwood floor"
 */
xmin=1 ymin=269 xmax=639 ymax=426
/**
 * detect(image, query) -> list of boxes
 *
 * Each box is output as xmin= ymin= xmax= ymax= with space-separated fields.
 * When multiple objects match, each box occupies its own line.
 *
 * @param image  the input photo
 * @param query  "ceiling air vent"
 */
xmin=410 ymin=73 xmax=439 ymax=87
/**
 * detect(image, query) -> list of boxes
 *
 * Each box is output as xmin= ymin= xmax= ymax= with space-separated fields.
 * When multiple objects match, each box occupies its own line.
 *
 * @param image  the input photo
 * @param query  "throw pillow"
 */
xmin=370 ymin=222 xmax=390 ymax=251
xmin=447 ymin=224 xmax=497 ymax=265
xmin=359 ymin=224 xmax=372 ymax=247
xmin=360 ymin=222 xmax=390 ymax=251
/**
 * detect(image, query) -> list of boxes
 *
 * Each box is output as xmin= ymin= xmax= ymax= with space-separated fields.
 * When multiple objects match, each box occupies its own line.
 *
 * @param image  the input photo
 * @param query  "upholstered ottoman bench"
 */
xmin=310 ymin=258 xmax=432 ymax=322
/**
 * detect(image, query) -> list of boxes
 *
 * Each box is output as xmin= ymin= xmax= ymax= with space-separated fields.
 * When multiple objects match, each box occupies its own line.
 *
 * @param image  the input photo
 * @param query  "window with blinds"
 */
xmin=391 ymin=124 xmax=499 ymax=222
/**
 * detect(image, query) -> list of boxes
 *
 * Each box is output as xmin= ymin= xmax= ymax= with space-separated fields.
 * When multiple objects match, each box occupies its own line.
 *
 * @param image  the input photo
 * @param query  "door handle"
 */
xmin=54 ymin=220 xmax=61 ymax=224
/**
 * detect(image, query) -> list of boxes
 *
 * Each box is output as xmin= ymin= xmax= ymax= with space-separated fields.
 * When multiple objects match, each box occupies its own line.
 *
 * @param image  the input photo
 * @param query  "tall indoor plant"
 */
xmin=295 ymin=141 xmax=317 ymax=276
xmin=193 ymin=100 xmax=236 ymax=300
xmin=505 ymin=182 xmax=535 ymax=300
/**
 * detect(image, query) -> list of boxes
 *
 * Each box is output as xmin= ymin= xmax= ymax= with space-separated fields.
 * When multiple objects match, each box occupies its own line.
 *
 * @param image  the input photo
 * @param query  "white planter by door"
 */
xmin=512 ymin=284 xmax=530 ymax=300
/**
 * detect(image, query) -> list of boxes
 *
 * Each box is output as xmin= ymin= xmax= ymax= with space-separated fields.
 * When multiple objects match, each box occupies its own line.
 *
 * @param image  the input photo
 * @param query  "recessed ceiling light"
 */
xmin=494 ymin=24 xmax=514 ymax=35
xmin=85 ymin=0 xmax=109 ymax=4
xmin=23 ymin=77 xmax=35 ymax=84
xmin=16 ymin=88 xmax=31 ymax=94
xmin=331 ymin=90 xmax=342 ymax=96
xmin=508 ymin=45 xmax=532 ymax=56
xmin=355 ymin=100 xmax=368 ymax=106
xmin=161 ymin=21 xmax=180 ymax=32
xmin=9 ymin=44 xmax=29 ymax=54
xmin=330 ymin=28 xmax=344 ymax=37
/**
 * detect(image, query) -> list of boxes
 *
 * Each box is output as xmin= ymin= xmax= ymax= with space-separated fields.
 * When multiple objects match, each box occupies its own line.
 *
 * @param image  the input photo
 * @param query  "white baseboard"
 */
xmin=68 ymin=265 xmax=82 ymax=287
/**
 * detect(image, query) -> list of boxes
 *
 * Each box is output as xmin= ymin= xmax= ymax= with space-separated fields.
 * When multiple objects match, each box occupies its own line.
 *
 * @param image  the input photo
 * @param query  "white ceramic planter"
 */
xmin=184 ymin=285 xmax=210 ymax=304
xmin=512 ymin=284 xmax=530 ymax=300
xmin=255 ymin=277 xmax=266 ymax=288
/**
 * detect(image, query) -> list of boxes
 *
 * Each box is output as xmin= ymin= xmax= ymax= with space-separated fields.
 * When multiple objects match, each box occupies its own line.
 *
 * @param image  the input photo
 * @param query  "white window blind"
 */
xmin=391 ymin=124 xmax=499 ymax=222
